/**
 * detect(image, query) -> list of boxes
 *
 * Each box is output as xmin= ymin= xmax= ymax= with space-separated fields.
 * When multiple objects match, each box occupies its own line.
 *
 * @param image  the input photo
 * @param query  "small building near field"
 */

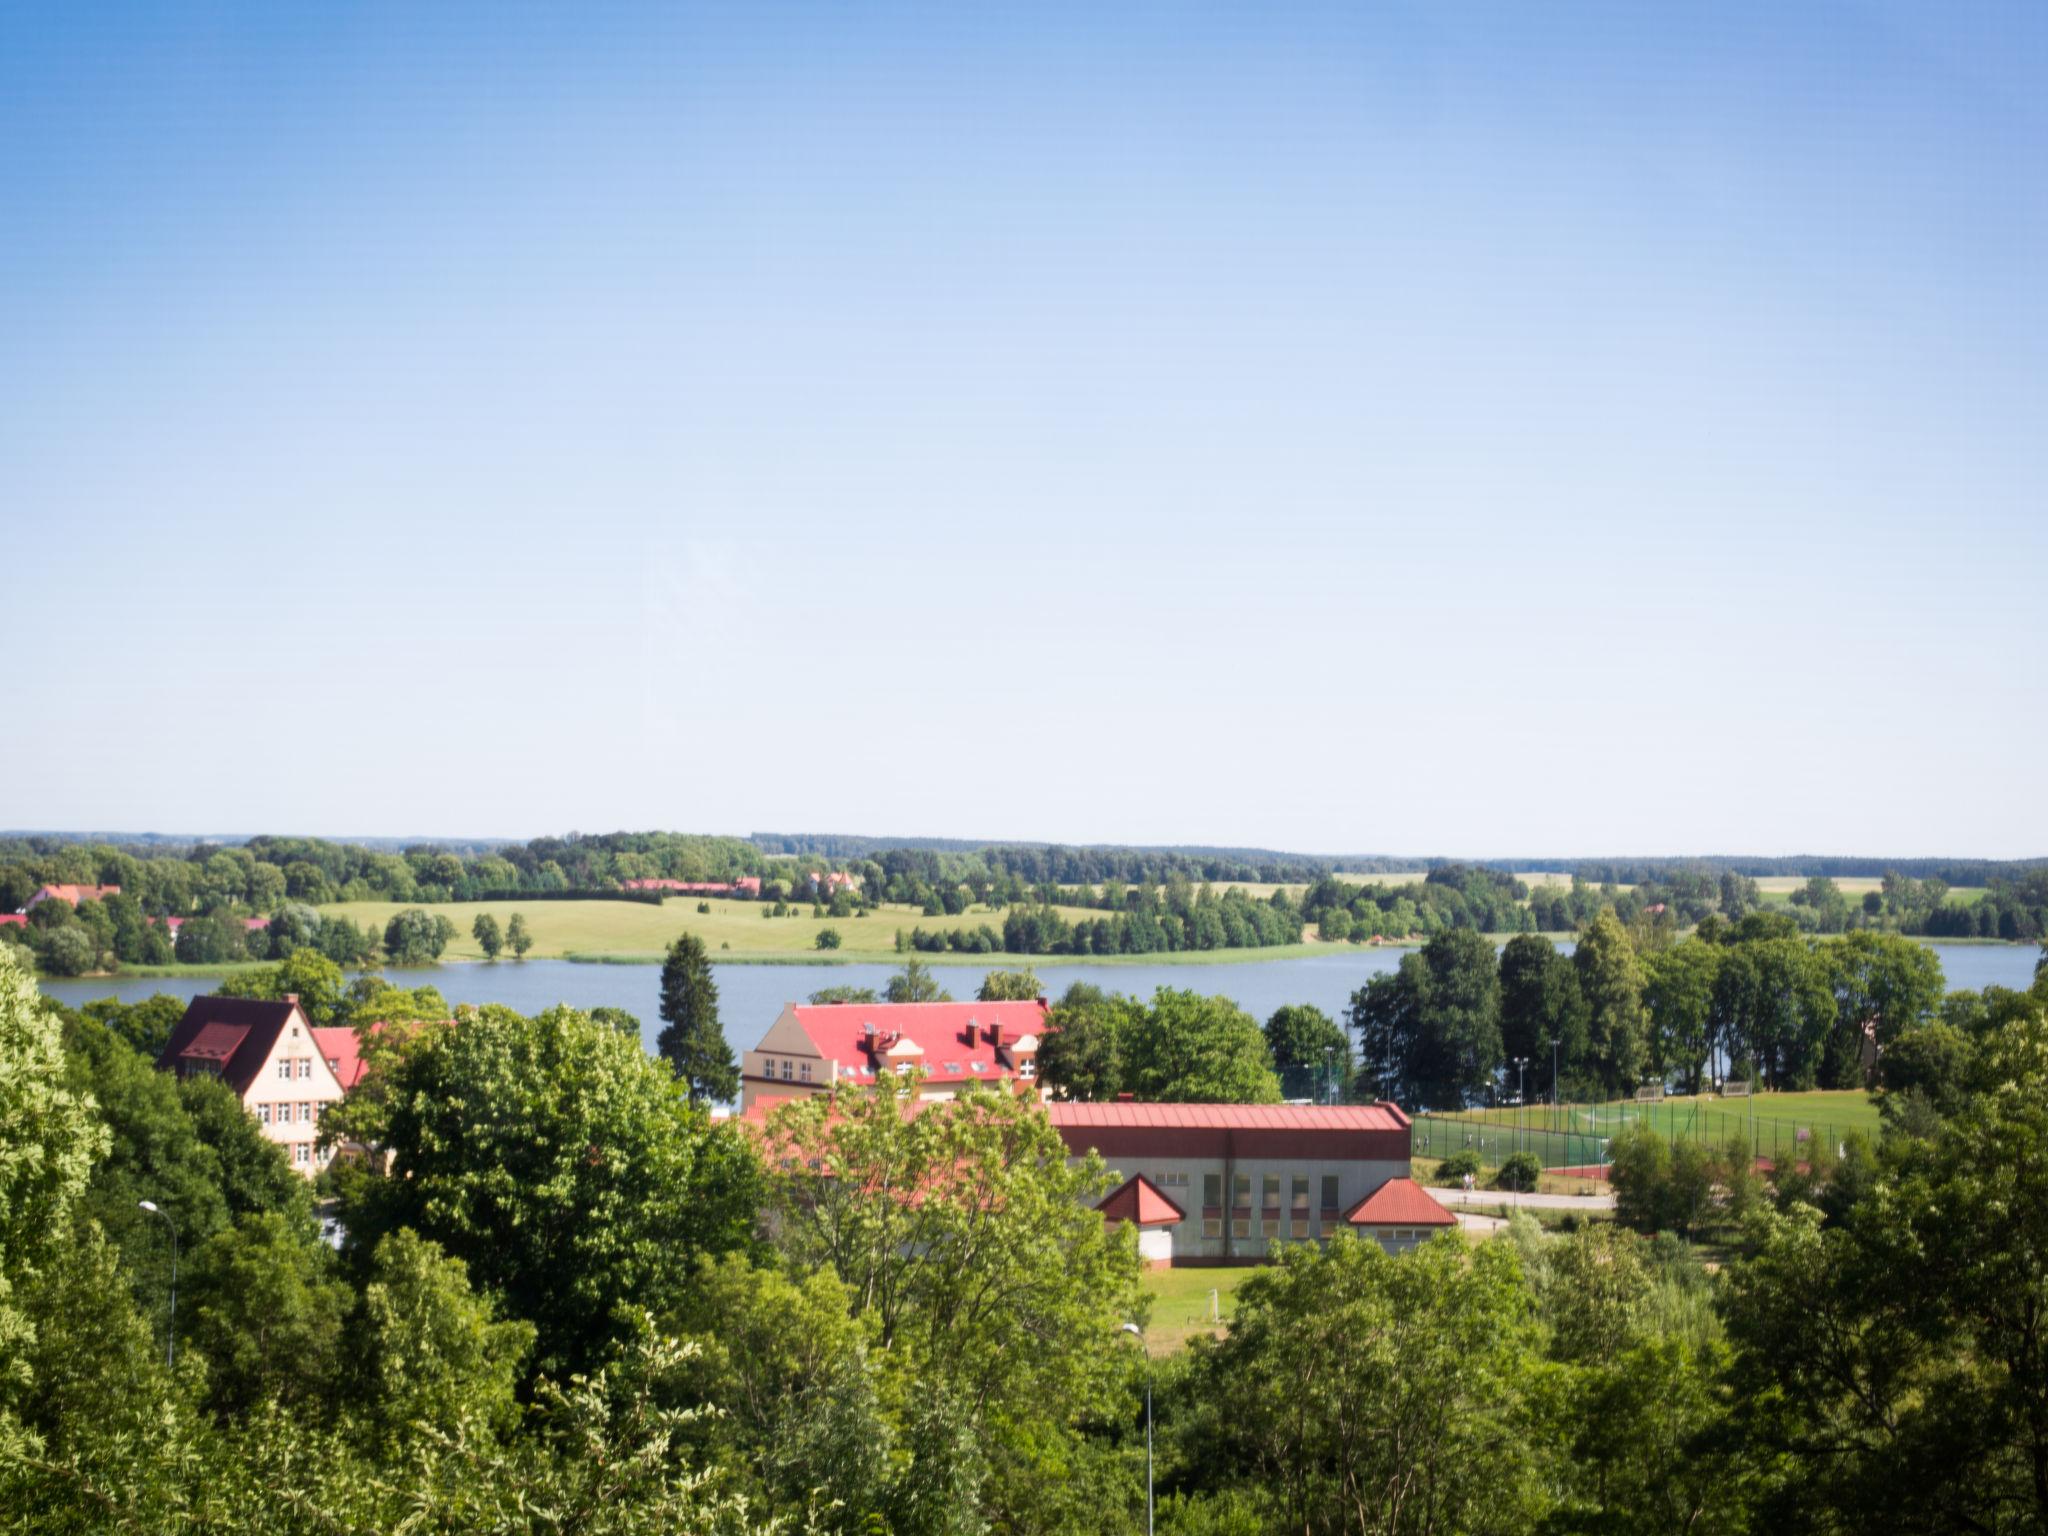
xmin=1049 ymin=1100 xmax=1453 ymax=1263
xmin=741 ymin=998 xmax=1046 ymax=1113
xmin=155 ymin=994 xmax=357 ymax=1175
xmin=26 ymin=883 xmax=121 ymax=910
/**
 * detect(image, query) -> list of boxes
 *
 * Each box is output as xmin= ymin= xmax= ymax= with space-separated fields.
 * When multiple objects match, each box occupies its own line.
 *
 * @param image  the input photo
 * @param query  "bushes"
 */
xmin=1433 ymin=1149 xmax=1482 ymax=1186
xmin=815 ymin=928 xmax=842 ymax=950
xmin=1495 ymin=1152 xmax=1543 ymax=1192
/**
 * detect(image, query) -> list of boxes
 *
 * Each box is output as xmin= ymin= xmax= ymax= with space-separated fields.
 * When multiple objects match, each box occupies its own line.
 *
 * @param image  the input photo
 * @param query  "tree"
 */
xmin=183 ymin=1210 xmax=353 ymax=1415
xmin=353 ymin=1227 xmax=533 ymax=1450
xmin=976 ymin=968 xmax=1042 ymax=1002
xmin=1034 ymin=982 xmax=1135 ymax=1101
xmin=338 ymin=1003 xmax=760 ymax=1378
xmin=1643 ymin=939 xmax=1723 ymax=1093
xmin=1351 ymin=930 xmax=1503 ymax=1110
xmin=473 ymin=912 xmax=504 ymax=959
xmin=1497 ymin=934 xmax=1587 ymax=1097
xmin=885 ymin=959 xmax=951 ymax=1003
xmin=0 ymin=948 xmax=108 ymax=1379
xmin=809 ymin=985 xmax=879 ymax=1005
xmin=1205 ymin=1232 xmax=1545 ymax=1535
xmin=589 ymin=1006 xmax=642 ymax=1036
xmin=1574 ymin=912 xmax=1649 ymax=1094
xmin=505 ymin=912 xmax=533 ymax=958
xmin=38 ymin=927 xmax=94 ymax=978
xmin=1126 ymin=989 xmax=1282 ymax=1103
xmin=77 ymin=992 xmax=186 ymax=1058
xmin=1264 ymin=1004 xmax=1352 ymax=1101
xmin=657 ymin=934 xmax=738 ymax=1107
xmin=814 ymin=927 xmax=842 ymax=950
xmin=762 ymin=1079 xmax=1144 ymax=1527
xmin=216 ymin=948 xmax=348 ymax=1026
xmin=383 ymin=907 xmax=454 ymax=965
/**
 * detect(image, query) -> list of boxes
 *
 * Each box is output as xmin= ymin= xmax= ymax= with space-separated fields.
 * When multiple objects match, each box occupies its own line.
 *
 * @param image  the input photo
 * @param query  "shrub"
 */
xmin=696 ymin=901 xmax=710 ymax=914
xmin=1494 ymin=1152 xmax=1542 ymax=1192
xmin=815 ymin=928 xmax=842 ymax=951
xmin=1432 ymin=1149 xmax=1482 ymax=1186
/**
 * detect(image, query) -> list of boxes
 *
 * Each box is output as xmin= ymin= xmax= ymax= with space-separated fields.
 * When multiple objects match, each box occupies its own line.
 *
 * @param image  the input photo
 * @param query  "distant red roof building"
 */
xmin=1342 ymin=1176 xmax=1457 ymax=1230
xmin=26 ymin=883 xmax=121 ymax=910
xmin=156 ymin=994 xmax=343 ymax=1177
xmin=742 ymin=998 xmax=1047 ymax=1112
xmin=0 ymin=914 xmax=24 ymax=928
xmin=731 ymin=877 xmax=764 ymax=898
xmin=621 ymin=878 xmax=738 ymax=895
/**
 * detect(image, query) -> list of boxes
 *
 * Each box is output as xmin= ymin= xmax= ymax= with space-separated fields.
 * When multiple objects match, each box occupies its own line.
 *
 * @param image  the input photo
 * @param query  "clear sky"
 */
xmin=2 ymin=2 xmax=2043 ymax=857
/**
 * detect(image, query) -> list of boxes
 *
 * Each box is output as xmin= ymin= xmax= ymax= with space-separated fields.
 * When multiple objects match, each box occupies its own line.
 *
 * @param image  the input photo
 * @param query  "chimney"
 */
xmin=284 ymin=993 xmax=299 ymax=1005
xmin=990 ymin=1023 xmax=1006 ymax=1049
xmin=1116 ymin=1092 xmax=1135 ymax=1103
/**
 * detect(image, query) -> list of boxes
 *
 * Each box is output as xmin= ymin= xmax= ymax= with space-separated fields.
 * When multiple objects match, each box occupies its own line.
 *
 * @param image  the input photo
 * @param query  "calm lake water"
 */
xmin=35 ymin=943 xmax=2041 ymax=1065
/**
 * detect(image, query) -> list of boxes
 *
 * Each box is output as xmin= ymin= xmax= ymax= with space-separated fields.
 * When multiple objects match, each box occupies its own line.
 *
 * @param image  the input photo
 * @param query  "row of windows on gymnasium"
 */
xmin=1156 ymin=1172 xmax=1345 ymax=1240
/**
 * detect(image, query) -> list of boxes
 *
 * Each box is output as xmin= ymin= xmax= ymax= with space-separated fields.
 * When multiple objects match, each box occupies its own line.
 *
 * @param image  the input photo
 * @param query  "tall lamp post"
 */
xmin=1120 ymin=1322 xmax=1152 ymax=1536
xmin=1512 ymin=1057 xmax=1528 ymax=1160
xmin=138 ymin=1200 xmax=177 ymax=1369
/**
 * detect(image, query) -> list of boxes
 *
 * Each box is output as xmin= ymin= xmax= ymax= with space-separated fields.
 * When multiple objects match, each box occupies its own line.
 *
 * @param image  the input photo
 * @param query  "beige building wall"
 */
xmin=241 ymin=1008 xmax=346 ymax=1176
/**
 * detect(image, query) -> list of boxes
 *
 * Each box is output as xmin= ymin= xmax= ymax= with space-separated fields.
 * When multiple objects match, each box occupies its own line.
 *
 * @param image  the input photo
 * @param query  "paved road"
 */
xmin=1437 ymin=1188 xmax=1616 ymax=1212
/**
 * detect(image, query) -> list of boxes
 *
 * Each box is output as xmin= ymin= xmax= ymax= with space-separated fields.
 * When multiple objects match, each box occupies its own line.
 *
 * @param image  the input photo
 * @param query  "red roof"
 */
xmin=1097 ymin=1173 xmax=1186 ymax=1228
xmin=310 ymin=1026 xmax=367 ymax=1090
xmin=783 ymin=999 xmax=1047 ymax=1086
xmin=732 ymin=877 xmax=763 ymax=896
xmin=0 ymin=914 xmax=24 ymax=927
xmin=1343 ymin=1177 xmax=1457 ymax=1228
xmin=156 ymin=995 xmax=316 ymax=1096
xmin=27 ymin=883 xmax=121 ymax=908
xmin=1047 ymin=1102 xmax=1408 ymax=1132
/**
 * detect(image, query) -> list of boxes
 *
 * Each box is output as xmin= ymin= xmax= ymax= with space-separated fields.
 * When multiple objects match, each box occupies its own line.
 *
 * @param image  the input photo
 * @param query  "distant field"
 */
xmin=1139 ymin=1265 xmax=1259 ymax=1353
xmin=320 ymin=898 xmax=1109 ymax=963
xmin=316 ymin=898 xmax=1330 ymax=965
xmin=1753 ymin=875 xmax=1986 ymax=909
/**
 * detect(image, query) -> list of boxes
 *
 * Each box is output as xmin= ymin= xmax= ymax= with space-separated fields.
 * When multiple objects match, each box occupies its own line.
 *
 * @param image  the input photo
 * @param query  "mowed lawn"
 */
xmin=319 ymin=898 xmax=1111 ymax=963
xmin=1445 ymin=1089 xmax=1885 ymax=1146
xmin=1139 ymin=1265 xmax=1261 ymax=1354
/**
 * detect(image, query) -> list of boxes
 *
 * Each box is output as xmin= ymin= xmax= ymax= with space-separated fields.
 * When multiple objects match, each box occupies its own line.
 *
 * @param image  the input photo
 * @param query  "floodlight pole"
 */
xmin=138 ymin=1200 xmax=177 ymax=1370
xmin=1120 ymin=1323 xmax=1152 ymax=1536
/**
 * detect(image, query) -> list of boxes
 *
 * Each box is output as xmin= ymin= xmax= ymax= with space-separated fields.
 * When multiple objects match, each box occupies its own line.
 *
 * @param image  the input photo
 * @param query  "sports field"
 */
xmin=316 ymin=898 xmax=1321 ymax=964
xmin=1412 ymin=1089 xmax=1882 ymax=1170
xmin=1138 ymin=1265 xmax=1258 ymax=1353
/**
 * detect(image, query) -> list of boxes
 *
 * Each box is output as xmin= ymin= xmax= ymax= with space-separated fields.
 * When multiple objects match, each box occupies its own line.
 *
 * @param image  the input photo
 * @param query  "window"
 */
xmin=799 ymin=1062 xmax=811 ymax=1082
xmin=298 ymin=1058 xmax=312 ymax=1079
xmin=257 ymin=1103 xmax=271 ymax=1125
xmin=1321 ymin=1174 xmax=1340 ymax=1213
xmin=1231 ymin=1218 xmax=1251 ymax=1240
xmin=781 ymin=1060 xmax=793 ymax=1080
xmin=293 ymin=1143 xmax=310 ymax=1165
xmin=1231 ymin=1173 xmax=1251 ymax=1212
xmin=302 ymin=1102 xmax=314 ymax=1123
xmin=1018 ymin=1061 xmax=1036 ymax=1079
xmin=1158 ymin=1171 xmax=1189 ymax=1190
xmin=1291 ymin=1176 xmax=1311 ymax=1239
xmin=762 ymin=1058 xmax=775 ymax=1077
xmin=277 ymin=1060 xmax=291 ymax=1080
xmin=1202 ymin=1218 xmax=1222 ymax=1239
xmin=1262 ymin=1173 xmax=1280 ymax=1212
xmin=1203 ymin=1173 xmax=1223 ymax=1211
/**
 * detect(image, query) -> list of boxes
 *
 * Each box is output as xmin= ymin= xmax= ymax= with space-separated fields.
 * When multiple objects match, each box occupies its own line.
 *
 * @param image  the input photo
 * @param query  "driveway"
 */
xmin=1435 ymin=1187 xmax=1616 ymax=1213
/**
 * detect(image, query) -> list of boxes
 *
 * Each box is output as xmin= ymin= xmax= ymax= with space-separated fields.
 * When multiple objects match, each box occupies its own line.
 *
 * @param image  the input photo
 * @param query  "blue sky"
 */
xmin=2 ymin=2 xmax=2043 ymax=856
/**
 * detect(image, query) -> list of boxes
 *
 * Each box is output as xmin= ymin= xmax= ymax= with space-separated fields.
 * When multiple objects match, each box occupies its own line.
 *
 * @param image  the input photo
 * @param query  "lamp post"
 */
xmin=1121 ymin=1322 xmax=1152 ymax=1536
xmin=1512 ymin=1057 xmax=1528 ymax=1161
xmin=138 ymin=1200 xmax=177 ymax=1370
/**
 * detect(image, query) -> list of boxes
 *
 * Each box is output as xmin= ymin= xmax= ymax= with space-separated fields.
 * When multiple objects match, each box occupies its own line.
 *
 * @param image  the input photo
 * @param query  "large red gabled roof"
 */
xmin=156 ymin=995 xmax=311 ymax=1096
xmin=1097 ymin=1174 xmax=1186 ymax=1229
xmin=1343 ymin=1177 xmax=1457 ymax=1228
xmin=786 ymin=999 xmax=1048 ymax=1086
xmin=310 ymin=1026 xmax=367 ymax=1090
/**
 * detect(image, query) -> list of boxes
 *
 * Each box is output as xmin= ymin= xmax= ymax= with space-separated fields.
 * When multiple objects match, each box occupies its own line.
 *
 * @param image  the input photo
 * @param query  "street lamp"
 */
xmin=1120 ymin=1322 xmax=1152 ymax=1536
xmin=138 ymin=1200 xmax=177 ymax=1370
xmin=1512 ymin=1057 xmax=1528 ymax=1159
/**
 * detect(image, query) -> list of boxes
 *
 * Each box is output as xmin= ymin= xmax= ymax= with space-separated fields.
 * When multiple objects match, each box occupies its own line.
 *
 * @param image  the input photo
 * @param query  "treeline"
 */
xmin=1499 ymin=853 xmax=2048 ymax=886
xmin=1352 ymin=913 xmax=1972 ymax=1109
xmin=898 ymin=883 xmax=1305 ymax=957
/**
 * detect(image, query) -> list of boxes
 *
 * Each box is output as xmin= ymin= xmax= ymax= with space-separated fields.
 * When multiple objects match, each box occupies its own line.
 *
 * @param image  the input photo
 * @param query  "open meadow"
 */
xmin=1138 ymin=1264 xmax=1258 ymax=1353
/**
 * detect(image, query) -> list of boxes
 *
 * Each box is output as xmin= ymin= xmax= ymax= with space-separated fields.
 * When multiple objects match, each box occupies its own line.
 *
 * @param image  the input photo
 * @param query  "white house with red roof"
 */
xmin=741 ymin=998 xmax=1046 ymax=1113
xmin=155 ymin=994 xmax=356 ymax=1175
xmin=26 ymin=883 xmax=121 ymax=910
xmin=1050 ymin=1100 xmax=1454 ymax=1264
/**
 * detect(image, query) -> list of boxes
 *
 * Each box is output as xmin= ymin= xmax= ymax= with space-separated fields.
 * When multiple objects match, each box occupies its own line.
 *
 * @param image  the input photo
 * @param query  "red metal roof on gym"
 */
xmin=1343 ymin=1177 xmax=1457 ymax=1227
xmin=1046 ymin=1102 xmax=1410 ymax=1132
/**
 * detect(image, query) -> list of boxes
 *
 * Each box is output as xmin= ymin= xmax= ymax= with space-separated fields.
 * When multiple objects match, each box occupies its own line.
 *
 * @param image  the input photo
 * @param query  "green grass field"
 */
xmin=1752 ymin=875 xmax=1986 ymax=907
xmin=1412 ymin=1089 xmax=1883 ymax=1170
xmin=1138 ymin=1265 xmax=1260 ymax=1353
xmin=315 ymin=898 xmax=1347 ymax=966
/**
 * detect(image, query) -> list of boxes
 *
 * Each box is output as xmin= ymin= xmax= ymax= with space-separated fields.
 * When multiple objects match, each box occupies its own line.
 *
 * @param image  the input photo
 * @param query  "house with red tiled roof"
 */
xmin=156 ymin=994 xmax=346 ymax=1176
xmin=1050 ymin=1100 xmax=1445 ymax=1264
xmin=26 ymin=883 xmax=121 ymax=910
xmin=741 ymin=998 xmax=1047 ymax=1113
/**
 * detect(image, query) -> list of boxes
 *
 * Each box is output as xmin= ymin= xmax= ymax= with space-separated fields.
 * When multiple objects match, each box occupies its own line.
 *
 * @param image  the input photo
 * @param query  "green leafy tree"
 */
xmin=976 ymin=968 xmax=1042 ymax=1001
xmin=216 ymin=947 xmax=349 ymax=1026
xmin=1574 ymin=911 xmax=1650 ymax=1094
xmin=809 ymin=985 xmax=879 ymax=1005
xmin=885 ymin=959 xmax=951 ymax=1003
xmin=1035 ymin=982 xmax=1136 ymax=1101
xmin=814 ymin=926 xmax=842 ymax=950
xmin=0 ymin=949 xmax=109 ymax=1382
xmin=1205 ymin=1232 xmax=1546 ymax=1534
xmin=337 ymin=1003 xmax=760 ymax=1377
xmin=183 ymin=1209 xmax=353 ymax=1415
xmin=505 ymin=911 xmax=534 ymax=958
xmin=76 ymin=992 xmax=186 ymax=1058
xmin=1127 ymin=989 xmax=1282 ymax=1103
xmin=1643 ymin=939 xmax=1723 ymax=1093
xmin=383 ymin=907 xmax=454 ymax=965
xmin=589 ymin=1005 xmax=642 ymax=1036
xmin=1497 ymin=933 xmax=1587 ymax=1097
xmin=1264 ymin=1004 xmax=1353 ymax=1101
xmin=657 ymin=933 xmax=738 ymax=1107
xmin=473 ymin=912 xmax=504 ymax=959
xmin=37 ymin=927 xmax=94 ymax=978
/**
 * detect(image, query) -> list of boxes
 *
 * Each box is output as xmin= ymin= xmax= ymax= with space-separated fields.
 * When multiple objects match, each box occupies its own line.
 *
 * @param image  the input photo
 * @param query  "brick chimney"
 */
xmin=284 ymin=993 xmax=299 ymax=1005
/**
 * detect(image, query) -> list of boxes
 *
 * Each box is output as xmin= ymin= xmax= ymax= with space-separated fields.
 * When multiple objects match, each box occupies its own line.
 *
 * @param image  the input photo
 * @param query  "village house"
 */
xmin=740 ymin=997 xmax=1045 ymax=1113
xmin=25 ymin=882 xmax=121 ymax=910
xmin=154 ymin=994 xmax=363 ymax=1175
xmin=1049 ymin=1100 xmax=1456 ymax=1264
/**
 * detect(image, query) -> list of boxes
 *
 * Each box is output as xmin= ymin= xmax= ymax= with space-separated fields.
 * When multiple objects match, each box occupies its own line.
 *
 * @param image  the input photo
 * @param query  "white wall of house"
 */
xmin=1092 ymin=1152 xmax=1412 ymax=1263
xmin=242 ymin=1011 xmax=346 ymax=1175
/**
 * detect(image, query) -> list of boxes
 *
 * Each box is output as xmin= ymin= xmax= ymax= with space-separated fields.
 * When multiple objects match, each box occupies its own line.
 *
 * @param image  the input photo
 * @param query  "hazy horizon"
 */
xmin=4 ymin=3 xmax=2043 ymax=855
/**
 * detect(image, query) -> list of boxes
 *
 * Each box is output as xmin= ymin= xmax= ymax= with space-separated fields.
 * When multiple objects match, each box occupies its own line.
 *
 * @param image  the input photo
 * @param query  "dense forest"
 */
xmin=9 ymin=941 xmax=2048 ymax=1533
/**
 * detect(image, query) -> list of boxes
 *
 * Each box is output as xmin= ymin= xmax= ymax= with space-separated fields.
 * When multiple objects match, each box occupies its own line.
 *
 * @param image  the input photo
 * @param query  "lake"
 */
xmin=35 ymin=942 xmax=2041 ymax=1066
